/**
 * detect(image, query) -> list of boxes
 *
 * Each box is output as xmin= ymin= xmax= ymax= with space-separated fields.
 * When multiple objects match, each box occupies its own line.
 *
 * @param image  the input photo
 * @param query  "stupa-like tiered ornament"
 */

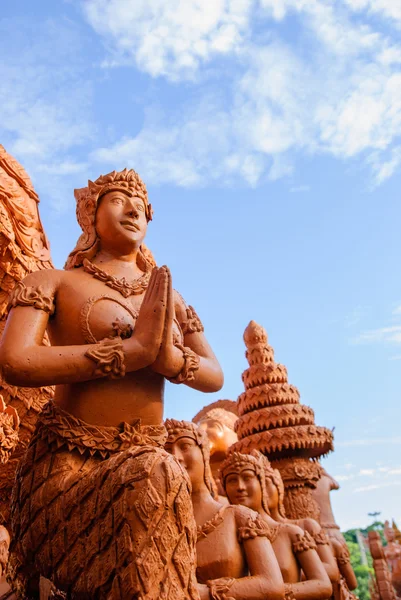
xmin=232 ymin=321 xmax=334 ymax=520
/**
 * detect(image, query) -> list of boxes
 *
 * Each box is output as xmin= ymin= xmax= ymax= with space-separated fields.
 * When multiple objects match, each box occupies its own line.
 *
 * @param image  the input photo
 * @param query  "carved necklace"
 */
xmin=82 ymin=259 xmax=150 ymax=298
xmin=197 ymin=506 xmax=227 ymax=542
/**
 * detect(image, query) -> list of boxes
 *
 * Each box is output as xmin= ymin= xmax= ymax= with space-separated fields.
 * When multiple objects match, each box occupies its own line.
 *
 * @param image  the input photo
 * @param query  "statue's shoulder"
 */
xmin=230 ymin=503 xmax=258 ymax=525
xmin=23 ymin=267 xmax=63 ymax=285
xmin=301 ymin=517 xmax=321 ymax=536
xmin=285 ymin=522 xmax=305 ymax=541
xmin=20 ymin=268 xmax=64 ymax=295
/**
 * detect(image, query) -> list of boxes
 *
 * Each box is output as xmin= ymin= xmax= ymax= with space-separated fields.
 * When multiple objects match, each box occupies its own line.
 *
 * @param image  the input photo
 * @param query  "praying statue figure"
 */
xmin=0 ymin=168 xmax=224 ymax=599
xmin=222 ymin=450 xmax=333 ymax=600
xmin=165 ymin=420 xmax=285 ymax=600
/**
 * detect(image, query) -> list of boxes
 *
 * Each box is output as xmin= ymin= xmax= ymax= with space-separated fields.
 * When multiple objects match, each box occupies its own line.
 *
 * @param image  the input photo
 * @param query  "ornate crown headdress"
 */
xmin=65 ymin=168 xmax=155 ymax=270
xmin=165 ymin=419 xmax=218 ymax=499
xmin=196 ymin=407 xmax=238 ymax=431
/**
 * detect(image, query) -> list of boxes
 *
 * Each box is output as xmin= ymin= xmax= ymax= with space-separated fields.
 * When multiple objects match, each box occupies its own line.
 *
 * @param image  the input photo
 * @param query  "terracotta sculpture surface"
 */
xmin=0 ymin=164 xmax=224 ymax=599
xmin=165 ymin=420 xmax=285 ymax=600
xmin=384 ymin=521 xmax=401 ymax=598
xmin=221 ymin=450 xmax=332 ymax=600
xmin=0 ymin=395 xmax=19 ymax=466
xmin=393 ymin=521 xmax=401 ymax=546
xmin=312 ymin=465 xmax=358 ymax=598
xmin=0 ymin=145 xmax=54 ymax=527
xmin=233 ymin=321 xmax=333 ymax=520
xmin=369 ymin=530 xmax=397 ymax=600
xmin=193 ymin=399 xmax=238 ymax=496
xmin=0 ymin=524 xmax=10 ymax=579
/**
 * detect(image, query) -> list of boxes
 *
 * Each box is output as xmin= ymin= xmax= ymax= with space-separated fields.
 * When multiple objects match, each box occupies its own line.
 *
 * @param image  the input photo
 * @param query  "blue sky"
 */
xmin=2 ymin=0 xmax=401 ymax=531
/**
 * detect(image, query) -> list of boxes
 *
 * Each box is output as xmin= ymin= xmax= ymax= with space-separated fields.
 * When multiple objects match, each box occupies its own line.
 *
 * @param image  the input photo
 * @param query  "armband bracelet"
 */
xmin=168 ymin=343 xmax=200 ymax=384
xmin=85 ymin=337 xmax=126 ymax=379
xmin=292 ymin=530 xmax=317 ymax=553
xmin=238 ymin=515 xmax=276 ymax=543
xmin=314 ymin=530 xmax=330 ymax=545
xmin=8 ymin=282 xmax=55 ymax=315
xmin=207 ymin=577 xmax=236 ymax=600
xmin=337 ymin=549 xmax=351 ymax=565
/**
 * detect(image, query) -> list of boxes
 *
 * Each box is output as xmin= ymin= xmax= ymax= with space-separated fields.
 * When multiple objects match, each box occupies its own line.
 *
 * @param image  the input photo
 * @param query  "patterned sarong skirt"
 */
xmin=7 ymin=402 xmax=199 ymax=600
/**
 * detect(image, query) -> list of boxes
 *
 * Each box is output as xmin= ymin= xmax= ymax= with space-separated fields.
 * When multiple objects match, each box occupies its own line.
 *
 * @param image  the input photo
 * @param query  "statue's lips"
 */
xmin=120 ymin=220 xmax=140 ymax=232
xmin=234 ymin=493 xmax=248 ymax=501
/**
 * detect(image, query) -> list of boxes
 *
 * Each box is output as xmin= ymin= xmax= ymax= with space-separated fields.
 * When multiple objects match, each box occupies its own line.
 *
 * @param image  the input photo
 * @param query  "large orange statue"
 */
xmin=221 ymin=450 xmax=333 ymax=600
xmin=165 ymin=420 xmax=285 ymax=600
xmin=233 ymin=321 xmax=333 ymax=520
xmin=192 ymin=399 xmax=238 ymax=495
xmin=0 ymin=164 xmax=224 ymax=598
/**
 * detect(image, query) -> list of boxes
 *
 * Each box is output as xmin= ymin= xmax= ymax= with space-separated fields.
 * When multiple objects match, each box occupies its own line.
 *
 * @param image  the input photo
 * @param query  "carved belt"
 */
xmin=36 ymin=401 xmax=167 ymax=458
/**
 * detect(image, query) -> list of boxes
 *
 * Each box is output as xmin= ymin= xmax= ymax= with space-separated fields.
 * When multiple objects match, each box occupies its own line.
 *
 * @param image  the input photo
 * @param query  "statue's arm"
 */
xmin=0 ymin=268 xmax=168 ymax=387
xmin=174 ymin=291 xmax=224 ymax=393
xmin=289 ymin=526 xmax=333 ymax=600
xmin=303 ymin=519 xmax=340 ymax=583
xmin=205 ymin=536 xmax=284 ymax=600
xmin=334 ymin=543 xmax=358 ymax=590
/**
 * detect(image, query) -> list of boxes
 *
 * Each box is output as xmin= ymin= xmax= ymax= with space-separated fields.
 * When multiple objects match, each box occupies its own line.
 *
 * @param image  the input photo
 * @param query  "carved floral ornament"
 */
xmin=0 ymin=395 xmax=20 ymax=465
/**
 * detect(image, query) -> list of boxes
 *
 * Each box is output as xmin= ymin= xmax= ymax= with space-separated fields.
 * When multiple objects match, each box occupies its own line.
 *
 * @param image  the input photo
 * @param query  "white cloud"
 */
xmin=354 ymin=481 xmax=401 ymax=493
xmin=87 ymin=0 xmax=401 ymax=187
xmin=334 ymin=474 xmax=355 ymax=482
xmin=359 ymin=469 xmax=375 ymax=476
xmin=344 ymin=0 xmax=401 ymax=25
xmin=352 ymin=325 xmax=401 ymax=344
xmin=83 ymin=0 xmax=253 ymax=80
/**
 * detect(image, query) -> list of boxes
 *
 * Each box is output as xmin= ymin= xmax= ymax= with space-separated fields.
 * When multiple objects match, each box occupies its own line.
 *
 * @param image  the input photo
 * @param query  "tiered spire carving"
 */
xmin=233 ymin=321 xmax=333 ymax=460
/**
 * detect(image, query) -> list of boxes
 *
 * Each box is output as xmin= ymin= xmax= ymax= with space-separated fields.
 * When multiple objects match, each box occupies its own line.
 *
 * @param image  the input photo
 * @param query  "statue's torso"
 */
xmin=48 ymin=268 xmax=166 ymax=427
xmin=264 ymin=520 xmax=301 ymax=584
xmin=196 ymin=506 xmax=249 ymax=583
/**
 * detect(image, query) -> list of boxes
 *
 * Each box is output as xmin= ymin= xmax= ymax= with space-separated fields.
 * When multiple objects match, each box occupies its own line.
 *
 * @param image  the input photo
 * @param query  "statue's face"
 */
xmin=198 ymin=418 xmax=237 ymax=458
xmin=95 ymin=190 xmax=148 ymax=253
xmin=386 ymin=529 xmax=396 ymax=543
xmin=224 ymin=467 xmax=262 ymax=512
xmin=165 ymin=436 xmax=204 ymax=488
xmin=265 ymin=477 xmax=279 ymax=511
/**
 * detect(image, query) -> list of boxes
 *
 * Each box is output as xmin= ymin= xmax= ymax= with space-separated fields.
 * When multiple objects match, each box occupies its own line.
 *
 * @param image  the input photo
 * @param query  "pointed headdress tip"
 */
xmin=243 ymin=320 xmax=268 ymax=345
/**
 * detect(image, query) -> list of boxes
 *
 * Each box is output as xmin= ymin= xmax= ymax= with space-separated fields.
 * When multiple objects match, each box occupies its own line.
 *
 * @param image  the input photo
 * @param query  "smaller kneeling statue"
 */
xmin=165 ymin=420 xmax=285 ymax=600
xmin=222 ymin=450 xmax=333 ymax=600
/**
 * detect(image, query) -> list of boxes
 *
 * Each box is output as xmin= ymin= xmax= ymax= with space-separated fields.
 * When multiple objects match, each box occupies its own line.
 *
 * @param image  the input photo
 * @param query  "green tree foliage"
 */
xmin=343 ymin=522 xmax=384 ymax=600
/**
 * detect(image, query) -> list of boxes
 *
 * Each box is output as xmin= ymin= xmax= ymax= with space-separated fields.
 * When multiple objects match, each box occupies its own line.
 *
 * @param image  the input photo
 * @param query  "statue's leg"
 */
xmin=9 ymin=439 xmax=198 ymax=600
